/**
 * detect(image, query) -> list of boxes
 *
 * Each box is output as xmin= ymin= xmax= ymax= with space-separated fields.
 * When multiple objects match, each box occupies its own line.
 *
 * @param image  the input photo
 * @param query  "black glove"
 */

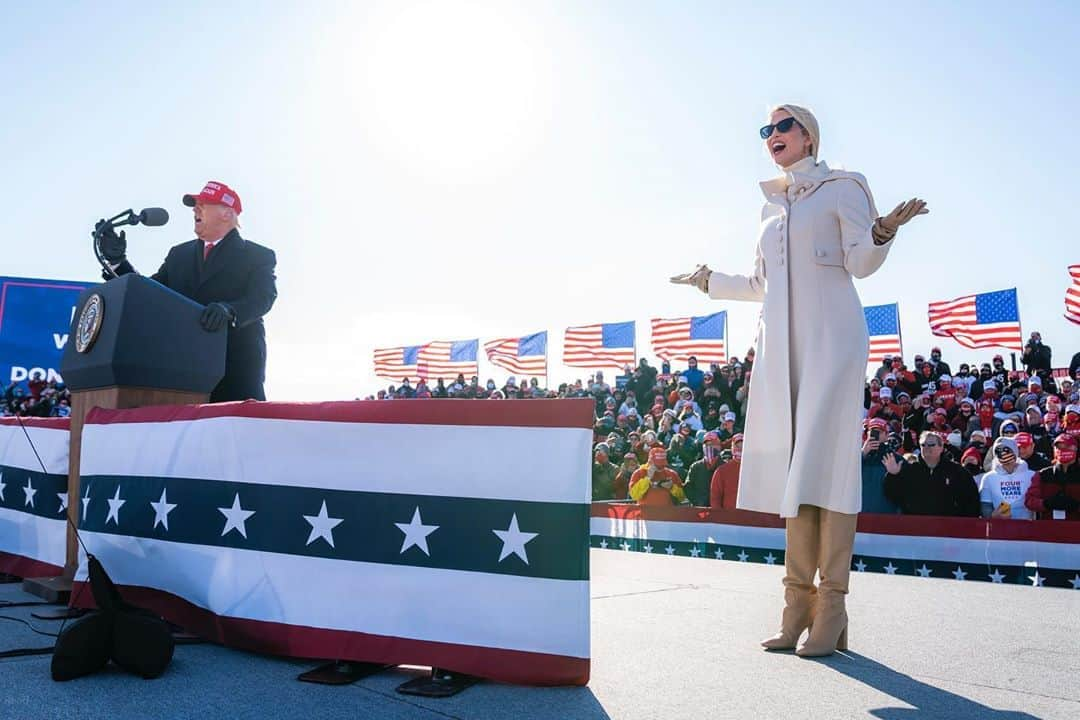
xmin=1044 ymin=493 xmax=1078 ymax=512
xmin=96 ymin=223 xmax=127 ymax=263
xmin=200 ymin=302 xmax=235 ymax=332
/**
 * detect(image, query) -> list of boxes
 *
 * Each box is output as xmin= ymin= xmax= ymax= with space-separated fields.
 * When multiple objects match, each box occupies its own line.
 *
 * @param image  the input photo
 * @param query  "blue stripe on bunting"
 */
xmin=0 ymin=465 xmax=69 ymax=520
xmin=591 ymin=536 xmax=1080 ymax=589
xmin=79 ymin=475 xmax=589 ymax=582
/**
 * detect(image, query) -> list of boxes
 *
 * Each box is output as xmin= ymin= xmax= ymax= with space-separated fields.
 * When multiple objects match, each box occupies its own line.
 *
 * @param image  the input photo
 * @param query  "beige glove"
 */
xmin=876 ymin=198 xmax=929 ymax=237
xmin=669 ymin=264 xmax=711 ymax=294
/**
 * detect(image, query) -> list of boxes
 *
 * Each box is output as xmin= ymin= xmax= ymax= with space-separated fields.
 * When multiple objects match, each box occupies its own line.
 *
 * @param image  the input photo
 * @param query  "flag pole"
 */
xmin=895 ymin=303 xmax=905 ymax=362
xmin=543 ymin=332 xmax=549 ymax=391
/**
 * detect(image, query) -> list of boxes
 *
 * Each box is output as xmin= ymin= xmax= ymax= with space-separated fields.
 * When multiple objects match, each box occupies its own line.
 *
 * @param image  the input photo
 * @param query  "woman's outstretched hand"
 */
xmin=879 ymin=198 xmax=929 ymax=234
xmin=670 ymin=264 xmax=711 ymax=294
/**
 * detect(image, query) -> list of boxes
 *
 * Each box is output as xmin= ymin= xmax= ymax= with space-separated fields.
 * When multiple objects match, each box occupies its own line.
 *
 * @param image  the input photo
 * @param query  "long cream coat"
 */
xmin=708 ymin=158 xmax=891 ymax=518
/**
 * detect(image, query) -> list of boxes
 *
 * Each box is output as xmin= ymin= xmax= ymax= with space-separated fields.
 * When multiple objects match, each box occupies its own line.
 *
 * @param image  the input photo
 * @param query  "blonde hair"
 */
xmin=769 ymin=103 xmax=820 ymax=160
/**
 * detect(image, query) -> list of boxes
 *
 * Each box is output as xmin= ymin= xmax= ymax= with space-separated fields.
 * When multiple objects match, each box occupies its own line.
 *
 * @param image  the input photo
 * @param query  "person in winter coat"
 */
xmin=883 ymin=431 xmax=980 ymax=517
xmin=629 ymin=447 xmax=686 ymax=506
xmin=670 ymin=103 xmax=927 ymax=657
xmin=1020 ymin=331 xmax=1052 ymax=375
xmin=978 ymin=437 xmax=1035 ymax=519
xmin=861 ymin=418 xmax=898 ymax=513
xmin=1024 ymin=434 xmax=1080 ymax=520
xmin=685 ymin=432 xmax=723 ymax=506
xmin=592 ymin=443 xmax=620 ymax=501
xmin=709 ymin=434 xmax=744 ymax=509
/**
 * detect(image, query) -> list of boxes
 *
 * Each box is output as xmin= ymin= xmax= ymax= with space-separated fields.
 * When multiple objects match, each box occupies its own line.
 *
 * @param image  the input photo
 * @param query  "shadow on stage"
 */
xmin=823 ymin=652 xmax=1040 ymax=719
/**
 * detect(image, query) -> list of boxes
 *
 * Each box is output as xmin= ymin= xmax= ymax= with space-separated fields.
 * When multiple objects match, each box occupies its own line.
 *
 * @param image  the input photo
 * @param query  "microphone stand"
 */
xmin=93 ymin=210 xmax=138 ymax=280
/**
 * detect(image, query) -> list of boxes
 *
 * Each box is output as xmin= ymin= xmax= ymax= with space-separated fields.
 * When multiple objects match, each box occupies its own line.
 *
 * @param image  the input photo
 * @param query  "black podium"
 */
xmin=23 ymin=275 xmax=226 ymax=602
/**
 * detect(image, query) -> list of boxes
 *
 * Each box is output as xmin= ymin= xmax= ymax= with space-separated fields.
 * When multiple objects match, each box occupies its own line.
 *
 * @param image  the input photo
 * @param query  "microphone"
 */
xmin=133 ymin=207 xmax=169 ymax=227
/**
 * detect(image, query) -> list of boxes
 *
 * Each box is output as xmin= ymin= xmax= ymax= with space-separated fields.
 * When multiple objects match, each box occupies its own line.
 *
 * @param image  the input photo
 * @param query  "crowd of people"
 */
xmin=1 ymin=377 xmax=71 ymax=418
xmin=370 ymin=331 xmax=1080 ymax=521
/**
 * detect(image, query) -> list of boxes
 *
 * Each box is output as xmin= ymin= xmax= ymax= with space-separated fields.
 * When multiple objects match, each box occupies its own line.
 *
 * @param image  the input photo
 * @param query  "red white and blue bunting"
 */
xmin=592 ymin=504 xmax=1080 ymax=590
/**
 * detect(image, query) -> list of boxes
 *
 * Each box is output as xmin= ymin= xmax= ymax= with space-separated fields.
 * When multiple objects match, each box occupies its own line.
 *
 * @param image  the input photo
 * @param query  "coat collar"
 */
xmin=759 ymin=158 xmax=831 ymax=201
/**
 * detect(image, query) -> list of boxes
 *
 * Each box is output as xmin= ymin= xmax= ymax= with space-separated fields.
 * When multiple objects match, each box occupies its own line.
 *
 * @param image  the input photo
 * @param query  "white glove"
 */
xmin=669 ymin=264 xmax=711 ymax=294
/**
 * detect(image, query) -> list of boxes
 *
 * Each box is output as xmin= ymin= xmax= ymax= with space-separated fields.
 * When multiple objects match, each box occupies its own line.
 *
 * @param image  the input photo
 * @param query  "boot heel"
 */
xmin=836 ymin=625 xmax=848 ymax=651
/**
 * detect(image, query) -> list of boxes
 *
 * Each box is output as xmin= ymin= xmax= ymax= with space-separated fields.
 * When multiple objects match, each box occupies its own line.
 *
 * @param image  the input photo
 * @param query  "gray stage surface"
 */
xmin=1 ymin=549 xmax=1077 ymax=719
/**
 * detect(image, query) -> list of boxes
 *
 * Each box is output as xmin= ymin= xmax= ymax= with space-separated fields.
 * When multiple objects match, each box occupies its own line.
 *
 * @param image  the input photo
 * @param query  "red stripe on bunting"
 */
xmin=591 ymin=503 xmax=1080 ymax=544
xmin=0 ymin=417 xmax=71 ymax=430
xmin=0 ymin=551 xmax=63 ymax=579
xmin=85 ymin=398 xmax=596 ymax=430
xmin=71 ymin=583 xmax=589 ymax=687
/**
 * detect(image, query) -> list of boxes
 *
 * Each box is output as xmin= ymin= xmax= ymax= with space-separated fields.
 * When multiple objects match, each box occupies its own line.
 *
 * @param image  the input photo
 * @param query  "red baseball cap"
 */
xmin=1015 ymin=432 xmax=1034 ymax=448
xmin=183 ymin=181 xmax=242 ymax=213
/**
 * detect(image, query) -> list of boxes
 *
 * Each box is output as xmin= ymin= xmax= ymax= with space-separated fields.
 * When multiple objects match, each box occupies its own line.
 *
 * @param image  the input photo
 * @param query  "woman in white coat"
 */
xmin=672 ymin=104 xmax=927 ymax=657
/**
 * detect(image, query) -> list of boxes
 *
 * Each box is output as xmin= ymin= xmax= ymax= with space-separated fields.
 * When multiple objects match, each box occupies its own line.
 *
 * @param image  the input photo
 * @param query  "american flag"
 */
xmin=1066 ymin=264 xmax=1080 ymax=326
xmin=418 ymin=339 xmax=479 ymax=380
xmin=864 ymin=303 xmax=903 ymax=363
xmin=484 ymin=331 xmax=548 ymax=378
xmin=373 ymin=345 xmax=422 ymax=381
xmin=650 ymin=312 xmax=727 ymax=364
xmin=563 ymin=322 xmax=635 ymax=370
xmin=928 ymin=288 xmax=1023 ymax=351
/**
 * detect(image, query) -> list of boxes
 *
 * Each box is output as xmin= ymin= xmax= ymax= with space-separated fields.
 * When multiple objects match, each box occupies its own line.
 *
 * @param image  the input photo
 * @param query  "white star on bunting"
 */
xmin=218 ymin=493 xmax=255 ymax=538
xmin=737 ymin=550 xmax=749 ymax=562
xmin=0 ymin=471 xmax=6 ymax=501
xmin=395 ymin=507 xmax=438 ymax=556
xmin=664 ymin=545 xmax=676 ymax=555
xmin=916 ymin=564 xmax=932 ymax=577
xmin=988 ymin=569 xmax=1005 ymax=583
xmin=57 ymin=492 xmax=68 ymax=514
xmin=620 ymin=541 xmax=631 ymax=551
xmin=81 ymin=487 xmax=91 ymax=520
xmin=599 ymin=539 xmax=609 ymax=549
xmin=854 ymin=558 xmax=867 ymax=572
xmin=105 ymin=486 xmax=125 ymax=525
xmin=883 ymin=562 xmax=898 ymax=575
xmin=714 ymin=547 xmax=725 ymax=560
xmin=1069 ymin=574 xmax=1080 ymax=590
xmin=643 ymin=543 xmax=654 ymax=553
xmin=952 ymin=567 xmax=967 ymax=581
xmin=149 ymin=488 xmax=178 ymax=531
xmin=689 ymin=546 xmax=701 ymax=558
xmin=1028 ymin=571 xmax=1045 ymax=587
xmin=304 ymin=500 xmax=344 ymax=548
xmin=23 ymin=479 xmax=36 ymax=508
xmin=764 ymin=552 xmax=777 ymax=565
xmin=492 ymin=513 xmax=538 ymax=564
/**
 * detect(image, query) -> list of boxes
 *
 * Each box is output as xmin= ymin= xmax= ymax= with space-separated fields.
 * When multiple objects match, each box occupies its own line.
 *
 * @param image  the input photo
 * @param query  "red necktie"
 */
xmin=203 ymin=242 xmax=215 ymax=261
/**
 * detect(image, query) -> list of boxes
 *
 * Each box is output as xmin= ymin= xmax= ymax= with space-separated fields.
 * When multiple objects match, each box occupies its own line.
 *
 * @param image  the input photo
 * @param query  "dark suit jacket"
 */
xmin=112 ymin=228 xmax=277 ymax=402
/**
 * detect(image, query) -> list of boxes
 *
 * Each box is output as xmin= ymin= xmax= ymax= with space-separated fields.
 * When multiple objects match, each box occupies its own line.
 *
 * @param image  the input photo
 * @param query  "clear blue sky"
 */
xmin=3 ymin=1 xmax=1076 ymax=399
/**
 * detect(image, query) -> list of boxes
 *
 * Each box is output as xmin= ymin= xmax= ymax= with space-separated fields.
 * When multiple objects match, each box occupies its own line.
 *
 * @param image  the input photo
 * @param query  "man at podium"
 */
xmin=98 ymin=180 xmax=277 ymax=402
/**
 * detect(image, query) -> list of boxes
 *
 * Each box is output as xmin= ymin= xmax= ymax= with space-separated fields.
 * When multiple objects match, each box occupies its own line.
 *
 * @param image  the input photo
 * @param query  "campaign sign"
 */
xmin=0 ymin=276 xmax=94 ymax=386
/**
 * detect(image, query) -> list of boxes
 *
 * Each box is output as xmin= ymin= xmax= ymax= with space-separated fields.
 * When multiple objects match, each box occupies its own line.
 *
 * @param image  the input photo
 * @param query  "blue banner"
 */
xmin=0 ymin=276 xmax=94 ymax=386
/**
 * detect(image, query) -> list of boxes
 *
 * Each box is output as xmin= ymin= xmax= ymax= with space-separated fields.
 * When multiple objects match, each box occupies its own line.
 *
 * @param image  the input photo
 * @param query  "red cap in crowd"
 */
xmin=1054 ymin=434 xmax=1078 ymax=449
xmin=183 ymin=181 xmax=242 ymax=213
xmin=1015 ymin=432 xmax=1034 ymax=448
xmin=961 ymin=447 xmax=982 ymax=465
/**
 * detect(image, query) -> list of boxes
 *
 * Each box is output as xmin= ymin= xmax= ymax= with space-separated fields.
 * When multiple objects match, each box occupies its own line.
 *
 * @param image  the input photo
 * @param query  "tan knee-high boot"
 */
xmin=761 ymin=505 xmax=819 ymax=650
xmin=796 ymin=508 xmax=857 ymax=657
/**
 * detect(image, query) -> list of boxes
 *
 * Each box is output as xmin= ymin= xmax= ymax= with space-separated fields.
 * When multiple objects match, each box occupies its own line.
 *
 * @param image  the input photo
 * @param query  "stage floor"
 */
xmin=1 ymin=549 xmax=1077 ymax=719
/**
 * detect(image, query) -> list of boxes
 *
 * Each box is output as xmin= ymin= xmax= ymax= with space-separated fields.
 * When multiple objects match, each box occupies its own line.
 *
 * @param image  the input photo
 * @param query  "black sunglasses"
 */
xmin=759 ymin=117 xmax=800 ymax=139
